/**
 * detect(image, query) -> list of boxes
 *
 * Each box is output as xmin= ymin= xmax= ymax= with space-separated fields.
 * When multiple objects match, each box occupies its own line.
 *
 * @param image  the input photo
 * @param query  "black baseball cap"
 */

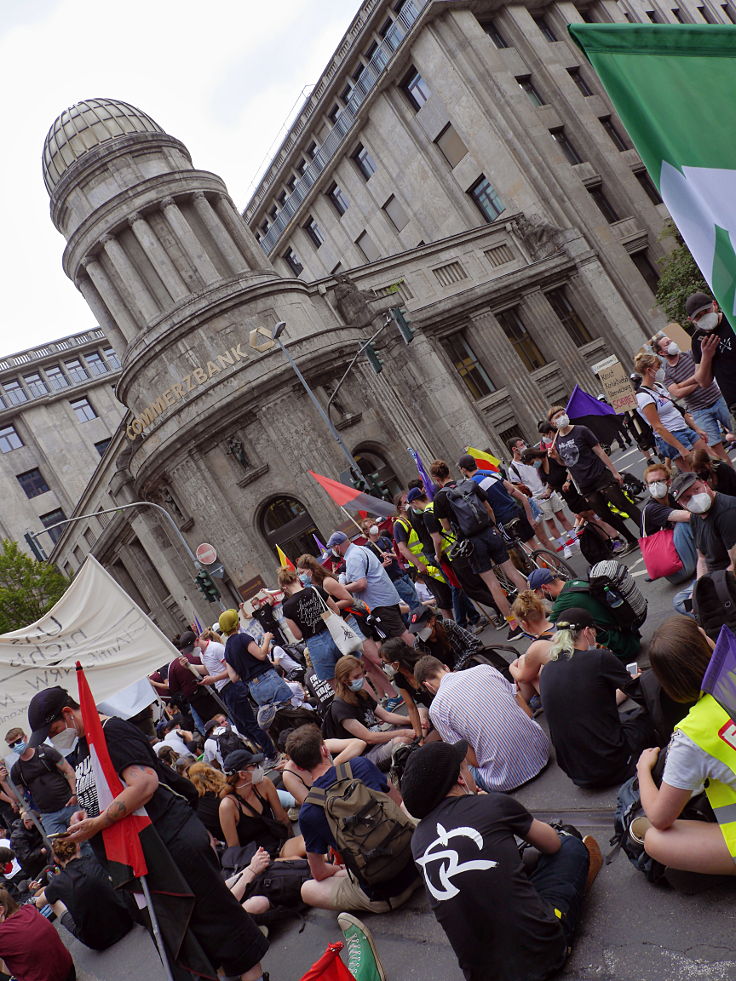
xmin=685 ymin=292 xmax=713 ymax=318
xmin=670 ymin=471 xmax=699 ymax=502
xmin=400 ymin=740 xmax=468 ymax=818
xmin=176 ymin=630 xmax=196 ymax=654
xmin=27 ymin=686 xmax=70 ymax=747
xmin=457 ymin=454 xmax=476 ymax=470
xmin=222 ymin=749 xmax=264 ymax=775
xmin=408 ymin=608 xmax=435 ymax=634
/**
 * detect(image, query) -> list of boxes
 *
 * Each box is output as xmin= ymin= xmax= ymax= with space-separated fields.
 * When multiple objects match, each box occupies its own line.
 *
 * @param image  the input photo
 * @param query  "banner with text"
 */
xmin=0 ymin=556 xmax=178 ymax=734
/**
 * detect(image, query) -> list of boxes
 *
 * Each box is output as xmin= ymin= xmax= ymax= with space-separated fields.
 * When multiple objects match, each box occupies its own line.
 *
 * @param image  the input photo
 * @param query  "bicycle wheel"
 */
xmin=531 ymin=549 xmax=576 ymax=580
xmin=509 ymin=543 xmax=537 ymax=577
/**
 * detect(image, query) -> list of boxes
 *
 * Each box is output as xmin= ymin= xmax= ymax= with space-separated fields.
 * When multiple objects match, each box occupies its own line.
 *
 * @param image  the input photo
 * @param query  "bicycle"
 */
xmin=497 ymin=517 xmax=577 ymax=582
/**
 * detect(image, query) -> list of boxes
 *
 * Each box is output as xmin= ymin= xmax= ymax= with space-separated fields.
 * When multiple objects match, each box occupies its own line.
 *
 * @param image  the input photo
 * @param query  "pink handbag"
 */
xmin=638 ymin=509 xmax=683 ymax=579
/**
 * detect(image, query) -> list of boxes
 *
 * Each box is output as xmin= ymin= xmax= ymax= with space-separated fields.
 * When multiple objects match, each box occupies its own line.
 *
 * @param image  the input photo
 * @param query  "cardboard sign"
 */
xmin=596 ymin=359 xmax=638 ymax=413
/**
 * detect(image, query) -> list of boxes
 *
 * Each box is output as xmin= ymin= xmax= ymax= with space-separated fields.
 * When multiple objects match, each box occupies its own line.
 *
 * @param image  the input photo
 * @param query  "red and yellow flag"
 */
xmin=466 ymin=446 xmax=501 ymax=473
xmin=276 ymin=544 xmax=295 ymax=570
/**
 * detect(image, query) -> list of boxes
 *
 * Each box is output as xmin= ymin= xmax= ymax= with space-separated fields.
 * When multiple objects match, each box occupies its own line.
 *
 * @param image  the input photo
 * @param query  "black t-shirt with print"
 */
xmin=554 ymin=425 xmax=606 ymax=493
xmin=412 ymin=793 xmax=566 ymax=981
xmin=322 ymin=695 xmax=380 ymax=741
xmin=282 ymin=585 xmax=331 ymax=640
xmin=692 ymin=315 xmax=736 ymax=409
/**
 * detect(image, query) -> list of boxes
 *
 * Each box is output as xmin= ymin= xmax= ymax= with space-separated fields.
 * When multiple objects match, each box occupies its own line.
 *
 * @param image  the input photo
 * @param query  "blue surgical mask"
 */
xmin=348 ymin=677 xmax=365 ymax=692
xmin=298 ymin=572 xmax=310 ymax=586
xmin=533 ymin=460 xmax=543 ymax=469
xmin=11 ymin=741 xmax=27 ymax=756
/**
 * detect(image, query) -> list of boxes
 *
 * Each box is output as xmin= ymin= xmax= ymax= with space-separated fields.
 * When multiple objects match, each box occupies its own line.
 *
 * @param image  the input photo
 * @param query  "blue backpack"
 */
xmin=609 ymin=775 xmax=665 ymax=883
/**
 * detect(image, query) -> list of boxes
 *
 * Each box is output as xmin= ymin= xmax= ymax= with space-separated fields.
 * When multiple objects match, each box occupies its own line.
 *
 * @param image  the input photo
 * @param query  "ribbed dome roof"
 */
xmin=42 ymin=98 xmax=165 ymax=193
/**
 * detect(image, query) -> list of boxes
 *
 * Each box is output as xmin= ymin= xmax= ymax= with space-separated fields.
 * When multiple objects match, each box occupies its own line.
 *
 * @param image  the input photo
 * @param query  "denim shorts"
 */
xmin=248 ymin=668 xmax=293 ymax=706
xmin=691 ymin=396 xmax=732 ymax=446
xmin=654 ymin=427 xmax=700 ymax=460
xmin=306 ymin=628 xmax=343 ymax=681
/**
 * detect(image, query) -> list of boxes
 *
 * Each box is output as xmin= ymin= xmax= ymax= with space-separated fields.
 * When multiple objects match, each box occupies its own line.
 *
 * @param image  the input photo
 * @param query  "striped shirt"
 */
xmin=429 ymin=665 xmax=550 ymax=792
xmin=663 ymin=350 xmax=721 ymax=412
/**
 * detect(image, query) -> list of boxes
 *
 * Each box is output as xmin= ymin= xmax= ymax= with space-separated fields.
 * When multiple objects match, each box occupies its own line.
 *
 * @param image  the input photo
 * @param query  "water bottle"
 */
xmin=604 ymin=585 xmax=624 ymax=608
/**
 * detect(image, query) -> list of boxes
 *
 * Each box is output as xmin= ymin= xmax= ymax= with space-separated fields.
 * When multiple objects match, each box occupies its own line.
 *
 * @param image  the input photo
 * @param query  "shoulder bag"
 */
xmin=311 ymin=586 xmax=363 ymax=656
xmin=637 ymin=507 xmax=683 ymax=580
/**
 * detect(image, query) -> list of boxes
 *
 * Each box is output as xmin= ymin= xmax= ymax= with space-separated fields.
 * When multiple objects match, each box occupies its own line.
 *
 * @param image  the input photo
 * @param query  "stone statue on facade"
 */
xmin=332 ymin=274 xmax=387 ymax=329
xmin=226 ymin=437 xmax=249 ymax=469
xmin=510 ymin=213 xmax=565 ymax=260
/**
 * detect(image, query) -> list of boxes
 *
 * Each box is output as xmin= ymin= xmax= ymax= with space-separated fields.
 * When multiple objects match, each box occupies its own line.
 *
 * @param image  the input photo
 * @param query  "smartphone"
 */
xmin=626 ymin=662 xmax=639 ymax=677
xmin=46 ymin=831 xmax=69 ymax=840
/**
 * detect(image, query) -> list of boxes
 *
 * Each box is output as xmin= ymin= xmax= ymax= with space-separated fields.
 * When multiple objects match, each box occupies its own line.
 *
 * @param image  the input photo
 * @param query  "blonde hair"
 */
xmin=510 ymin=590 xmax=547 ymax=627
xmin=334 ymin=655 xmax=365 ymax=705
xmin=277 ymin=567 xmax=299 ymax=589
xmin=548 ymin=626 xmax=577 ymax=662
xmin=633 ymin=351 xmax=660 ymax=376
xmin=201 ymin=628 xmax=223 ymax=643
xmin=643 ymin=461 xmax=673 ymax=483
xmin=188 ymin=761 xmax=228 ymax=797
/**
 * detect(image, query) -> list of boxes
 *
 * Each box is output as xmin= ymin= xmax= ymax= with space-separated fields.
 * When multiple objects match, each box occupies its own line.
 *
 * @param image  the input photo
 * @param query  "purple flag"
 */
xmin=701 ymin=625 xmax=736 ymax=720
xmin=408 ymin=447 xmax=437 ymax=500
xmin=312 ymin=533 xmax=327 ymax=554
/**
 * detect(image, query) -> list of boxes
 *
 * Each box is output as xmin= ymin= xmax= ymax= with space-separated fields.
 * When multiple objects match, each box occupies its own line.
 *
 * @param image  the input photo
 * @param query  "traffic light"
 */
xmin=364 ymin=342 xmax=383 ymax=374
xmin=195 ymin=568 xmax=221 ymax=603
xmin=390 ymin=307 xmax=414 ymax=344
xmin=24 ymin=532 xmax=48 ymax=562
xmin=367 ymin=472 xmax=389 ymax=499
xmin=351 ymin=474 xmax=368 ymax=492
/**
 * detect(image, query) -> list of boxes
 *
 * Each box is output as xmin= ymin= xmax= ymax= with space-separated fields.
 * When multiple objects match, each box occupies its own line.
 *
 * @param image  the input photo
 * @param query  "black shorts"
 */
xmin=559 ymin=484 xmax=590 ymax=515
xmin=504 ymin=513 xmax=536 ymax=543
xmin=468 ymin=528 xmax=509 ymax=575
xmin=371 ymin=603 xmax=408 ymax=639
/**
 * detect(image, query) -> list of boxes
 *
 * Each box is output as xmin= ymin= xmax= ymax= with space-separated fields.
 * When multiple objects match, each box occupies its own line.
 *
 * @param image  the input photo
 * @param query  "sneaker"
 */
xmin=382 ymin=695 xmax=404 ymax=712
xmin=338 ymin=911 xmax=387 ymax=981
xmin=529 ymin=694 xmax=543 ymax=717
xmin=583 ymin=835 xmax=603 ymax=891
xmin=472 ymin=617 xmax=490 ymax=634
xmin=563 ymin=545 xmax=573 ymax=559
xmin=610 ymin=538 xmax=625 ymax=554
xmin=507 ymin=624 xmax=524 ymax=641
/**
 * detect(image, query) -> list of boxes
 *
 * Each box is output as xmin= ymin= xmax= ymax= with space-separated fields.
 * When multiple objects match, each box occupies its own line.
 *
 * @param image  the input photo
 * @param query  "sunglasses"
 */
xmin=7 ymin=738 xmax=24 ymax=748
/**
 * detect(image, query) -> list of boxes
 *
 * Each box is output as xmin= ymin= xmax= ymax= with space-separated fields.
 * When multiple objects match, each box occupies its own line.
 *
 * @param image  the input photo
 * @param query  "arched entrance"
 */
xmin=353 ymin=447 xmax=402 ymax=499
xmin=259 ymin=495 xmax=322 ymax=562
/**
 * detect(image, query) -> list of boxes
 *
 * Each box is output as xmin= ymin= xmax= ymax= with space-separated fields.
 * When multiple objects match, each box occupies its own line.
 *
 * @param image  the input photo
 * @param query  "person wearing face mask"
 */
xmin=633 ymin=352 xmax=709 ymax=472
xmin=640 ymin=462 xmax=696 ymax=584
xmin=407 ymin=607 xmax=482 ymax=672
xmin=359 ymin=517 xmax=423 ymax=616
xmin=686 ymin=291 xmax=736 ymax=423
xmin=691 ymin=447 xmax=736 ymax=498
xmin=4 ymin=726 xmax=77 ymax=838
xmin=219 ymin=749 xmax=305 ymax=859
xmin=508 ymin=437 xmax=573 ymax=549
xmin=653 ymin=328 xmax=734 ymax=464
xmin=670 ymin=471 xmax=736 ymax=576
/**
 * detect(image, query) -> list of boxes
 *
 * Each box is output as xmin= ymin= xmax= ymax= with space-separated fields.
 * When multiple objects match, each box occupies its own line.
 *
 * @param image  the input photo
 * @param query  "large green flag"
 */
xmin=569 ymin=24 xmax=736 ymax=323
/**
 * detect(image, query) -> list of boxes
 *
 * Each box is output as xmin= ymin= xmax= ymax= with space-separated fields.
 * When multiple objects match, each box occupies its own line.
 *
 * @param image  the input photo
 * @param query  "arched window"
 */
xmin=259 ymin=495 xmax=322 ymax=563
xmin=352 ymin=447 xmax=402 ymax=499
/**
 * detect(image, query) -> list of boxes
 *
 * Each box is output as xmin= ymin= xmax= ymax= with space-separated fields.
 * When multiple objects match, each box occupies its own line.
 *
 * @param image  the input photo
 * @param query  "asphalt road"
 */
xmin=64 ymin=444 xmax=736 ymax=981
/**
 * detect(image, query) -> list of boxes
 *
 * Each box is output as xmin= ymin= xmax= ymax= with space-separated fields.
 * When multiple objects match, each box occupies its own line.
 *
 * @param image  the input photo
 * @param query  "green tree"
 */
xmin=655 ymin=220 xmax=709 ymax=328
xmin=0 ymin=539 xmax=70 ymax=634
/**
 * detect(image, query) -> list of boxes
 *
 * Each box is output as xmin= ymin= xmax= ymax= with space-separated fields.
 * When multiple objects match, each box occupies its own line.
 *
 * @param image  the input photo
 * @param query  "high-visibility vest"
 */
xmin=394 ymin=514 xmax=447 ymax=585
xmin=676 ymin=693 xmax=736 ymax=860
xmin=424 ymin=501 xmax=457 ymax=554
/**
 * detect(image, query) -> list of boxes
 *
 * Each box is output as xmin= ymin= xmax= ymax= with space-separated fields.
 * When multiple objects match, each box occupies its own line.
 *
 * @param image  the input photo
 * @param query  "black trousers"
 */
xmin=585 ymin=480 xmax=642 ymax=545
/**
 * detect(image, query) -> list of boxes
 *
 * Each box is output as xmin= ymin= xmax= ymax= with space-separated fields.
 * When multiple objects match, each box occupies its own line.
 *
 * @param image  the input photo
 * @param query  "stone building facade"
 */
xmin=25 ymin=0 xmax=732 ymax=633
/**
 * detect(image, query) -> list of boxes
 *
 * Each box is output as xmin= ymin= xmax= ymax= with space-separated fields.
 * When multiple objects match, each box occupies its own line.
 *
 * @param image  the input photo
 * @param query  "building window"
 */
xmin=102 ymin=347 xmax=121 ymax=370
xmin=283 ymin=248 xmax=304 ymax=276
xmin=0 ymin=424 xmax=23 ymax=453
xmin=401 ymin=67 xmax=430 ymax=110
xmin=260 ymin=495 xmax=323 ymax=560
xmin=306 ymin=141 xmax=318 ymax=159
xmin=295 ymin=159 xmax=308 ymax=177
xmin=23 ymin=373 xmax=48 ymax=398
xmin=632 ymin=250 xmax=661 ymax=293
xmin=327 ymin=182 xmax=349 ymax=216
xmin=568 ymin=67 xmax=593 ymax=96
xmin=600 ymin=116 xmax=629 ymax=151
xmin=383 ymin=194 xmax=409 ymax=231
xmin=352 ymin=143 xmax=376 ymax=180
xmin=40 ymin=508 xmax=67 ymax=545
xmin=303 ymin=217 xmax=324 ymax=248
xmin=468 ymin=175 xmax=505 ymax=222
xmin=267 ymin=205 xmax=278 ymax=222
xmin=328 ymin=104 xmax=341 ymax=125
xmin=550 ymin=128 xmax=584 ymax=165
xmin=3 ymin=380 xmax=27 ymax=406
xmin=646 ymin=8 xmax=662 ymax=21
xmin=723 ymin=4 xmax=736 ymax=23
xmin=534 ymin=15 xmax=558 ymax=40
xmin=70 ymin=397 xmax=97 ymax=422
xmin=356 ymin=230 xmax=380 ymax=263
xmin=85 ymin=351 xmax=108 ymax=376
xmin=479 ymin=18 xmax=509 ymax=47
xmin=94 ymin=437 xmax=112 ymax=456
xmin=516 ymin=76 xmax=546 ymax=106
xmin=635 ymin=169 xmax=662 ymax=205
xmin=45 ymin=365 xmax=69 ymax=390
xmin=698 ymin=4 xmax=717 ymax=21
xmin=434 ymin=123 xmax=468 ymax=167
xmin=65 ymin=359 xmax=88 ymax=384
xmin=546 ymin=287 xmax=596 ymax=345
xmin=16 ymin=468 xmax=50 ymax=499
xmin=588 ymin=185 xmax=619 ymax=223
xmin=495 ymin=308 xmax=548 ymax=372
xmin=441 ymin=333 xmax=495 ymax=400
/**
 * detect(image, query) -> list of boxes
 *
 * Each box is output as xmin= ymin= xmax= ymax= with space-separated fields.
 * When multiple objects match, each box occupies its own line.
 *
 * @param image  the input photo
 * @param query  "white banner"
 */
xmin=0 ymin=556 xmax=179 ymax=735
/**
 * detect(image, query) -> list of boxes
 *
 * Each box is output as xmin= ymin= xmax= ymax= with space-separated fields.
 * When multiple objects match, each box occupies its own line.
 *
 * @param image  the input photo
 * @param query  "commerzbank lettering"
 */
xmin=126 ymin=344 xmax=248 ymax=439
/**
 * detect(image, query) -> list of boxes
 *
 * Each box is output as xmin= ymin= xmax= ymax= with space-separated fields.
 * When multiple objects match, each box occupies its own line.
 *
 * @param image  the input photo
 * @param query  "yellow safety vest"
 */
xmin=676 ymin=693 xmax=736 ymax=860
xmin=394 ymin=514 xmax=447 ymax=585
xmin=424 ymin=501 xmax=457 ymax=555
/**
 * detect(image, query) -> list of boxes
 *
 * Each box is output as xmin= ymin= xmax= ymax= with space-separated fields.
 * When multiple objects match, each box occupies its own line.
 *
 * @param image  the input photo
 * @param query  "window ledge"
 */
xmin=335 ymin=411 xmax=362 ymax=431
xmin=236 ymin=463 xmax=270 ymax=489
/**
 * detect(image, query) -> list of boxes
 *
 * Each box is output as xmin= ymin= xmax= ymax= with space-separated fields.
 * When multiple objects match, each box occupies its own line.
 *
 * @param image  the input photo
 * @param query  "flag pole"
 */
xmin=140 ymin=873 xmax=177 ymax=981
xmin=340 ymin=506 xmax=365 ymax=534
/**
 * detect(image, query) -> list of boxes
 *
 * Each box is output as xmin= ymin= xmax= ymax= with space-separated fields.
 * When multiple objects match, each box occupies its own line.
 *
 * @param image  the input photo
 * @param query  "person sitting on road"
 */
xmin=401 ymin=739 xmax=602 ymax=981
xmin=378 ymin=637 xmax=434 ymax=741
xmin=508 ymin=591 xmax=554 ymax=706
xmin=691 ymin=447 xmax=736 ymax=499
xmin=670 ymin=471 xmax=736 ymax=576
xmin=0 ymin=886 xmax=75 ymax=981
xmin=289 ymin=724 xmax=420 ymax=914
xmin=540 ymin=609 xmax=651 ymax=789
xmin=638 ymin=615 xmax=736 ymax=876
xmin=641 ymin=462 xmax=696 ymax=584
xmin=408 ymin=607 xmax=482 ymax=671
xmin=528 ymin=568 xmax=641 ymax=662
xmin=282 ymin=731 xmax=367 ymax=806
xmin=9 ymin=812 xmax=48 ymax=881
xmin=219 ymin=749 xmax=305 ymax=859
xmin=322 ymin=656 xmax=417 ymax=762
xmin=188 ymin=761 xmax=228 ymax=842
xmin=33 ymin=837 xmax=134 ymax=951
xmin=414 ymin=655 xmax=550 ymax=792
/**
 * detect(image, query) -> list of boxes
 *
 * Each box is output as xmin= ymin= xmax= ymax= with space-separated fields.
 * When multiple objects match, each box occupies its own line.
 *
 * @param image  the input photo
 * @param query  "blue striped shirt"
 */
xmin=429 ymin=665 xmax=550 ymax=792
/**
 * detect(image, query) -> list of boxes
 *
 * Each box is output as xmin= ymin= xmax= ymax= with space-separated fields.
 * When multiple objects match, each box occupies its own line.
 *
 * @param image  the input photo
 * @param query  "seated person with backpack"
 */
xmin=203 ymin=714 xmax=252 ymax=770
xmin=539 ymin=610 xmax=652 ymax=789
xmin=408 ymin=607 xmax=483 ymax=671
xmin=322 ymin=656 xmax=417 ymax=760
xmin=289 ymin=724 xmax=420 ymax=914
xmin=508 ymin=591 xmax=555 ymax=707
xmin=9 ymin=812 xmax=48 ymax=880
xmin=528 ymin=568 xmax=641 ymax=662
xmin=637 ymin=615 xmax=734 ymax=877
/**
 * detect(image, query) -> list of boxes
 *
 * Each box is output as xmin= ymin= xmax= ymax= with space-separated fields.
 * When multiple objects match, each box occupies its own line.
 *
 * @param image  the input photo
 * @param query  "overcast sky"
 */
xmin=0 ymin=0 xmax=361 ymax=355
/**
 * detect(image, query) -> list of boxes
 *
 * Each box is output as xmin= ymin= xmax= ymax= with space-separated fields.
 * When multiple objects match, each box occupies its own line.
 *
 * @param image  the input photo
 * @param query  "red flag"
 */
xmin=76 ymin=663 xmax=150 ymax=877
xmin=309 ymin=471 xmax=395 ymax=518
xmin=299 ymin=942 xmax=356 ymax=981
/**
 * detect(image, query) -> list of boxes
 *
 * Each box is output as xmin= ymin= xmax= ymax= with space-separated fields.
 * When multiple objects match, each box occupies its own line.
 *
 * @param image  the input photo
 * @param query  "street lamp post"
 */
xmin=271 ymin=321 xmax=365 ymax=486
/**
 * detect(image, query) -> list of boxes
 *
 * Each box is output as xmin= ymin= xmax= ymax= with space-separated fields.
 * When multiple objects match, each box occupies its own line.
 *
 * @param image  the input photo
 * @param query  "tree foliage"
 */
xmin=655 ymin=221 xmax=709 ymax=328
xmin=0 ymin=539 xmax=70 ymax=634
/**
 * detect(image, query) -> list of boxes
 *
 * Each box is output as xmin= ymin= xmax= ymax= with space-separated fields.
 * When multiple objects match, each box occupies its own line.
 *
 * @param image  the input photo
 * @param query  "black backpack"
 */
xmin=212 ymin=726 xmax=254 ymax=759
xmin=692 ymin=570 xmax=736 ymax=641
xmin=445 ymin=479 xmax=491 ymax=537
xmin=577 ymin=523 xmax=613 ymax=566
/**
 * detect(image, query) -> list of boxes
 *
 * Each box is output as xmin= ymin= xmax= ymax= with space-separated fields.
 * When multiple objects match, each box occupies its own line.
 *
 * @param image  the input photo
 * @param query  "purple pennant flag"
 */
xmin=701 ymin=625 xmax=736 ymax=721
xmin=408 ymin=447 xmax=437 ymax=500
xmin=313 ymin=533 xmax=327 ymax=553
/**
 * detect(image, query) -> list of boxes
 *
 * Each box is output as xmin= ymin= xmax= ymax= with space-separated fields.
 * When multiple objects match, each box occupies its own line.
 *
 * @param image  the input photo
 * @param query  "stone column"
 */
xmin=520 ymin=288 xmax=596 ymax=391
xmin=191 ymin=192 xmax=247 ymax=277
xmin=128 ymin=212 xmax=189 ymax=302
xmin=213 ymin=195 xmax=272 ymax=271
xmin=81 ymin=256 xmax=140 ymax=345
xmin=160 ymin=196 xmax=221 ymax=285
xmin=100 ymin=233 xmax=160 ymax=324
xmin=75 ymin=268 xmax=129 ymax=357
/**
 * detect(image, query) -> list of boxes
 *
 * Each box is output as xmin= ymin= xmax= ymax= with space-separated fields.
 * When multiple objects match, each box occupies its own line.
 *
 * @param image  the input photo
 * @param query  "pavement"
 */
xmin=62 ymin=443 xmax=736 ymax=981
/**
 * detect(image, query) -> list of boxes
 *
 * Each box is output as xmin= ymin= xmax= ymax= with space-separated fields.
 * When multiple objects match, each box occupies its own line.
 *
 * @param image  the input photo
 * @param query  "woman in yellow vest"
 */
xmin=637 ymin=615 xmax=736 ymax=875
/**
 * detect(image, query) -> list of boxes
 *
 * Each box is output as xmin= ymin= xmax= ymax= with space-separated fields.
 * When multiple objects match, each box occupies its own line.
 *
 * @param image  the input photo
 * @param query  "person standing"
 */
xmin=166 ymin=633 xmax=221 ymax=735
xmin=360 ymin=517 xmax=422 ymax=615
xmin=507 ymin=437 xmax=573 ymax=547
xmin=4 ymin=727 xmax=77 ymax=837
xmin=686 ymin=291 xmax=736 ymax=420
xmin=219 ymin=609 xmax=294 ymax=712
